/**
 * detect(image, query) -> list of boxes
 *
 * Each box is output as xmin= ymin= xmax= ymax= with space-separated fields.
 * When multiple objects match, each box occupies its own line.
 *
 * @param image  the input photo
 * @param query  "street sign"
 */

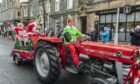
xmin=123 ymin=5 xmax=132 ymax=14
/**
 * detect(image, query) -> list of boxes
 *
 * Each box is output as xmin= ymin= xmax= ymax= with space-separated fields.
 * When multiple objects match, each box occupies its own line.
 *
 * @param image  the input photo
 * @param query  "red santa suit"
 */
xmin=14 ymin=23 xmax=28 ymax=43
xmin=27 ymin=20 xmax=37 ymax=33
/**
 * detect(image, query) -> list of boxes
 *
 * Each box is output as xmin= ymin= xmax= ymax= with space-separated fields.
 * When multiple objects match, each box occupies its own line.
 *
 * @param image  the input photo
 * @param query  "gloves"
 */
xmin=84 ymin=35 xmax=91 ymax=41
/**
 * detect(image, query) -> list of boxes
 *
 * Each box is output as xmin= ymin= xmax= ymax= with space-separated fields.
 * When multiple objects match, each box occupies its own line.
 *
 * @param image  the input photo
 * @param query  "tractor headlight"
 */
xmin=116 ymin=51 xmax=123 ymax=57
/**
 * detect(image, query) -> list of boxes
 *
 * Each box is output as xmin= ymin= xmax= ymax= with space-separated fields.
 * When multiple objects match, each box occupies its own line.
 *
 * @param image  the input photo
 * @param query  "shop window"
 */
xmin=120 ymin=14 xmax=126 ymax=22
xmin=126 ymin=22 xmax=135 ymax=42
xmin=111 ymin=23 xmax=116 ymax=41
xmin=100 ymin=15 xmax=105 ymax=23
xmin=136 ymin=12 xmax=140 ymax=21
xmin=127 ymin=13 xmax=135 ymax=22
xmin=106 ymin=15 xmax=112 ymax=23
xmin=119 ymin=23 xmax=126 ymax=42
xmin=112 ymin=14 xmax=117 ymax=23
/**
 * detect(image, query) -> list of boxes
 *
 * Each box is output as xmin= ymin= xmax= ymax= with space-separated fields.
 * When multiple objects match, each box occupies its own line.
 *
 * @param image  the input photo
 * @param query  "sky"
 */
xmin=0 ymin=0 xmax=2 ymax=3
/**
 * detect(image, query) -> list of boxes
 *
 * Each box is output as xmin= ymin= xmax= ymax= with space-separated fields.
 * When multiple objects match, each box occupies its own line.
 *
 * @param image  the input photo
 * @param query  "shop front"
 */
xmin=96 ymin=5 xmax=140 ymax=42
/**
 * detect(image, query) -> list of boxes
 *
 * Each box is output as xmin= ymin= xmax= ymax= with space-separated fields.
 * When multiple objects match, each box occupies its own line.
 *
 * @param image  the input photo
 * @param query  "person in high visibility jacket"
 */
xmin=63 ymin=15 xmax=85 ymax=44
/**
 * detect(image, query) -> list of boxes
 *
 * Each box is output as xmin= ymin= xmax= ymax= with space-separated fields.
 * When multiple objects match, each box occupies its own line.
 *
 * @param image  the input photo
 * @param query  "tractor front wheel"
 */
xmin=35 ymin=42 xmax=61 ymax=84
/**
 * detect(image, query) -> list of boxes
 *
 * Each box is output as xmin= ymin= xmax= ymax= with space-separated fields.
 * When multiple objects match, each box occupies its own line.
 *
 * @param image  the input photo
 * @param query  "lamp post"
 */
xmin=114 ymin=7 xmax=124 ymax=84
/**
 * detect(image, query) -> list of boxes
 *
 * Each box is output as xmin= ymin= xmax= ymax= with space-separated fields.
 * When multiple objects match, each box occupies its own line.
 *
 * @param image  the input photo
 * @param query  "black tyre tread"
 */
xmin=90 ymin=78 xmax=111 ymax=84
xmin=35 ymin=41 xmax=61 ymax=84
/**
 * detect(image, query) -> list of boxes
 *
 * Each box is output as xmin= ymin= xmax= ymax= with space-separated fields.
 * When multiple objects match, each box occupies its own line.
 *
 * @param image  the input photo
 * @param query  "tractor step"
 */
xmin=66 ymin=66 xmax=79 ymax=74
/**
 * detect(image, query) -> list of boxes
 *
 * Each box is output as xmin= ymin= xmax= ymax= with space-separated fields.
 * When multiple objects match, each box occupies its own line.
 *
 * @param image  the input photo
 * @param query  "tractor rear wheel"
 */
xmin=35 ymin=42 xmax=61 ymax=84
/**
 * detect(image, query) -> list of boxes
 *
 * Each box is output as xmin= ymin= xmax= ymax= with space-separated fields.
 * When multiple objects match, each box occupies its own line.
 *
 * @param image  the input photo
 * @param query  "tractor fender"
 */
xmin=38 ymin=36 xmax=62 ymax=43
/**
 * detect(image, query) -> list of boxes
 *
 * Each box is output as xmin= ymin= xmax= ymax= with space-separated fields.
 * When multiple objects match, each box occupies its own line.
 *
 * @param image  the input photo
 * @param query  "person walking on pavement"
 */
xmin=8 ymin=26 xmax=14 ymax=41
xmin=130 ymin=25 xmax=140 ymax=46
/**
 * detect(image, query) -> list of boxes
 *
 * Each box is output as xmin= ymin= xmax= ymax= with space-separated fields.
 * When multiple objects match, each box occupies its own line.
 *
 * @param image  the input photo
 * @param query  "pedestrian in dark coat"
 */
xmin=130 ymin=25 xmax=140 ymax=46
xmin=88 ymin=28 xmax=98 ymax=42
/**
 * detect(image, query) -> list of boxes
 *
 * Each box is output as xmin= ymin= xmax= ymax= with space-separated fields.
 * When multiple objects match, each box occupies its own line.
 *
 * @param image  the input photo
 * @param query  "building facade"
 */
xmin=82 ymin=0 xmax=140 ymax=42
xmin=48 ymin=0 xmax=80 ymax=33
xmin=45 ymin=0 xmax=140 ymax=42
xmin=29 ymin=0 xmax=44 ymax=32
xmin=0 ymin=0 xmax=21 ymax=25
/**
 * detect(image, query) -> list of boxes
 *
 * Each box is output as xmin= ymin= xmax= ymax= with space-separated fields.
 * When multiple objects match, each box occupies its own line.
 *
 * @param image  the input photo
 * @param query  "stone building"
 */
xmin=29 ymin=0 xmax=44 ymax=32
xmin=29 ymin=0 xmax=140 ymax=42
xmin=49 ymin=0 xmax=80 ymax=32
xmin=0 ymin=0 xmax=21 ymax=25
xmin=20 ymin=0 xmax=29 ymax=26
xmin=46 ymin=0 xmax=140 ymax=42
xmin=83 ymin=0 xmax=140 ymax=42
xmin=0 ymin=3 xmax=2 ymax=22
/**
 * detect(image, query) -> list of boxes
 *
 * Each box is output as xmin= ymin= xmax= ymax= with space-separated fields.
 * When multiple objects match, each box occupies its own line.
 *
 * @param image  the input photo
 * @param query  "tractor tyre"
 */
xmin=90 ymin=78 xmax=111 ymax=84
xmin=13 ymin=53 xmax=22 ymax=65
xmin=35 ymin=42 xmax=61 ymax=84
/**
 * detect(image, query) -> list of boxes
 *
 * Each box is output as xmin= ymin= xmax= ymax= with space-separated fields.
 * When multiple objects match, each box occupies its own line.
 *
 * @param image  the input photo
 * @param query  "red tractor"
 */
xmin=33 ymin=36 xmax=140 ymax=84
xmin=11 ymin=27 xmax=140 ymax=84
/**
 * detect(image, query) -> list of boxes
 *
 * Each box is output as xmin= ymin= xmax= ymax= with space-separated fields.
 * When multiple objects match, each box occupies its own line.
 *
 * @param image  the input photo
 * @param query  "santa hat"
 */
xmin=67 ymin=15 xmax=74 ymax=24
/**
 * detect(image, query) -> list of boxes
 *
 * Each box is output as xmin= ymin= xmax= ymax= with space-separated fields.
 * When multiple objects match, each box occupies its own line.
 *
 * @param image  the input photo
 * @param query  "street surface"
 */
xmin=0 ymin=37 xmax=89 ymax=84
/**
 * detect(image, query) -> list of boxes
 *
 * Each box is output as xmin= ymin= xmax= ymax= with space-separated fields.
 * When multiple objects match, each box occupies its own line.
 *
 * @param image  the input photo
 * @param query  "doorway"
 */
xmin=81 ymin=16 xmax=87 ymax=34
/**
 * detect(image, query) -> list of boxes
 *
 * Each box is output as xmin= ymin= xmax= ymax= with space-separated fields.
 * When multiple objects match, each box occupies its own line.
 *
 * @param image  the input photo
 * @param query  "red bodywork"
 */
xmin=12 ymin=35 xmax=140 ymax=84
xmin=12 ymin=36 xmax=62 ymax=61
xmin=12 ymin=50 xmax=34 ymax=61
xmin=63 ymin=41 xmax=139 ymax=84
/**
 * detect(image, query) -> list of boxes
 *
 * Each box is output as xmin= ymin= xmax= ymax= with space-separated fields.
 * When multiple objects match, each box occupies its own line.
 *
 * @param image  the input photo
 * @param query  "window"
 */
xmin=106 ymin=15 xmax=112 ymax=23
xmin=136 ymin=12 xmax=140 ymax=21
xmin=120 ymin=14 xmax=126 ymax=22
xmin=100 ymin=15 xmax=105 ymax=23
xmin=47 ymin=1 xmax=50 ymax=13
xmin=55 ymin=0 xmax=60 ymax=11
xmin=127 ymin=13 xmax=135 ymax=22
xmin=67 ymin=0 xmax=73 ymax=9
xmin=24 ymin=7 xmax=28 ymax=17
xmin=30 ymin=6 xmax=33 ymax=17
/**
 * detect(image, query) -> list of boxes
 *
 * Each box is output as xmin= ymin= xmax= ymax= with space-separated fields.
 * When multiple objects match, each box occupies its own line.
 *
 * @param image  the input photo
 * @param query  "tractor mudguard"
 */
xmin=38 ymin=36 xmax=62 ymax=43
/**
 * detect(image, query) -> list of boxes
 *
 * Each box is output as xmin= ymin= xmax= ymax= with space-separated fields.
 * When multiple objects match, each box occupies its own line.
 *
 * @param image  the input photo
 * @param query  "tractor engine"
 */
xmin=78 ymin=54 xmax=131 ymax=84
